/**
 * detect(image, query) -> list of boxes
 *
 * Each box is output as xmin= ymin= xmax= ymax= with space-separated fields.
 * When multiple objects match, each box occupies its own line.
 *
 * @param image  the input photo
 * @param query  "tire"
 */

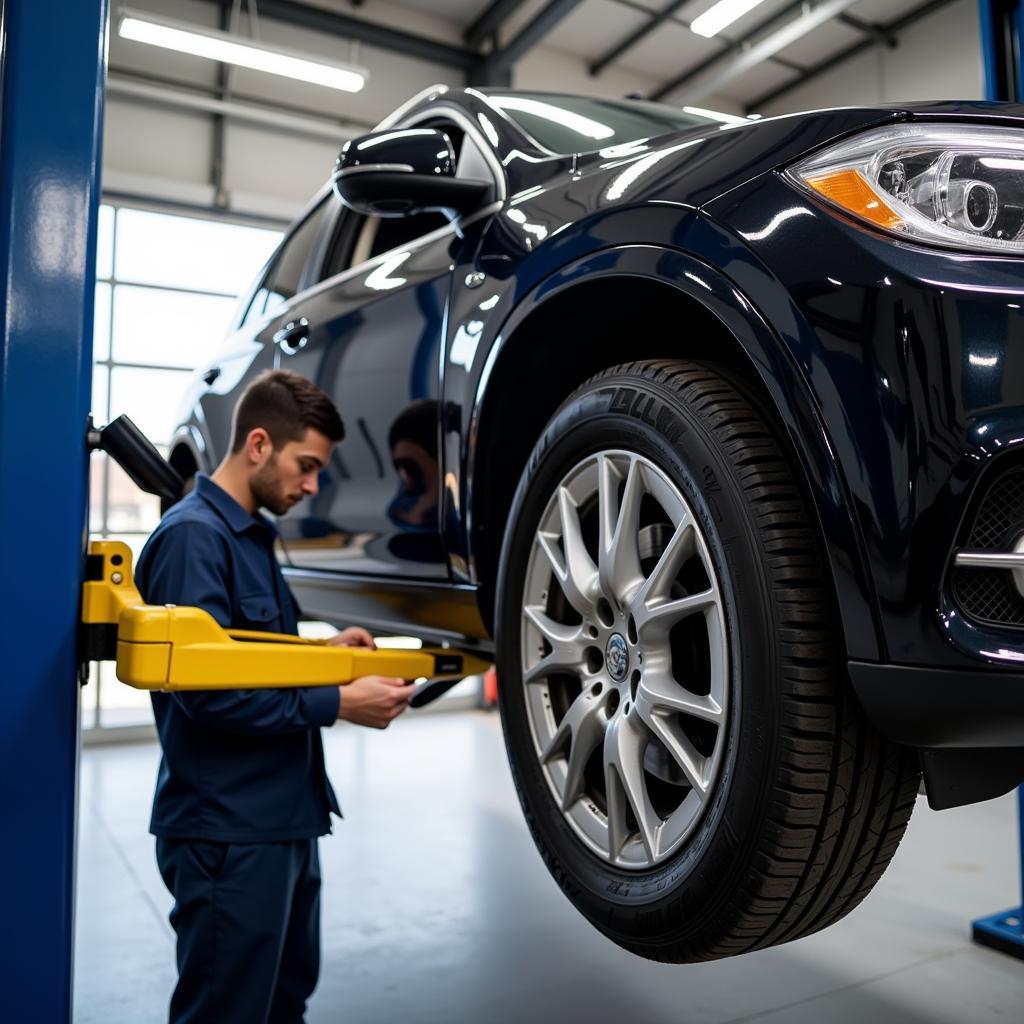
xmin=495 ymin=359 xmax=920 ymax=963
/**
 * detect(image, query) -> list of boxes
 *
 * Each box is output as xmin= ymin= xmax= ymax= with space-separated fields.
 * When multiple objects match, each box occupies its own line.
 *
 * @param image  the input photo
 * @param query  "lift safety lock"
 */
xmin=80 ymin=539 xmax=490 ymax=693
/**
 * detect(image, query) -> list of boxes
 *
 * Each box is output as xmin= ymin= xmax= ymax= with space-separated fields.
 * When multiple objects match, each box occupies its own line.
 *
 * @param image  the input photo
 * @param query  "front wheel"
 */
xmin=495 ymin=360 xmax=920 ymax=963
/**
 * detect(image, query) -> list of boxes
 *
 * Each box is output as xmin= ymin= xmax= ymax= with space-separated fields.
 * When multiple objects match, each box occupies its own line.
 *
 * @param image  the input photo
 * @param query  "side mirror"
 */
xmin=332 ymin=127 xmax=490 ymax=220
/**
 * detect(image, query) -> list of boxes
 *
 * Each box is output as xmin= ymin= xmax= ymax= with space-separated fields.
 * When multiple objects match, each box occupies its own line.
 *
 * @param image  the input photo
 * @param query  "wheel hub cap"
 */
xmin=606 ymin=633 xmax=629 ymax=681
xmin=519 ymin=451 xmax=730 ymax=871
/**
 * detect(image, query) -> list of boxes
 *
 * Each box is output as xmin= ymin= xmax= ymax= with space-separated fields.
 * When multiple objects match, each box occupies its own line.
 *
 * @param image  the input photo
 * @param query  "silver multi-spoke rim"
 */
xmin=521 ymin=451 xmax=729 ymax=871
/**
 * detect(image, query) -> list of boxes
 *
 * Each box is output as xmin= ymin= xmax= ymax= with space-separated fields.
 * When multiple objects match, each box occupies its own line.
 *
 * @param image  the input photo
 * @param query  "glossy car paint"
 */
xmin=704 ymin=170 xmax=1024 ymax=674
xmin=171 ymin=90 xmax=1024 ymax=749
xmin=269 ymin=210 xmax=456 ymax=577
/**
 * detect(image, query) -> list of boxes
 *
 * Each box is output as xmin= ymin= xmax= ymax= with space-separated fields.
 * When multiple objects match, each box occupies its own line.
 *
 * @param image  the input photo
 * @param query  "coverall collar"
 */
xmin=194 ymin=473 xmax=279 ymax=538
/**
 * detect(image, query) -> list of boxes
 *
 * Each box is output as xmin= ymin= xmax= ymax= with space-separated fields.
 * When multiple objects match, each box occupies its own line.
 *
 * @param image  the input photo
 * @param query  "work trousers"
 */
xmin=156 ymin=836 xmax=322 ymax=1024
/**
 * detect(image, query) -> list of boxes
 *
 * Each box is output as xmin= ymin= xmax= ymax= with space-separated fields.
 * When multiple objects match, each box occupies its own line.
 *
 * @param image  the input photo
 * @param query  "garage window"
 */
xmin=86 ymin=202 xmax=282 ymax=736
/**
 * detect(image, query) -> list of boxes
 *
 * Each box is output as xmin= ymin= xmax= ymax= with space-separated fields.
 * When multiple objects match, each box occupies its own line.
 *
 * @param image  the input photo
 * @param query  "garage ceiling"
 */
xmin=482 ymin=0 xmax=955 ymax=108
xmin=99 ymin=0 xmax=974 ymax=223
xmin=149 ymin=0 xmax=959 ymax=114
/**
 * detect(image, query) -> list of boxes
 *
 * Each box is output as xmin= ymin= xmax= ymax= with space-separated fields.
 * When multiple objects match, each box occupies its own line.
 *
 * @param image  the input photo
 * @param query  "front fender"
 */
xmin=464 ymin=238 xmax=882 ymax=661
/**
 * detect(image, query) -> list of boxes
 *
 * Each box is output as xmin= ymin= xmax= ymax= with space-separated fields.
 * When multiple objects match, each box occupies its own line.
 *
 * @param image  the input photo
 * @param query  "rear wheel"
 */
xmin=495 ymin=359 xmax=920 ymax=962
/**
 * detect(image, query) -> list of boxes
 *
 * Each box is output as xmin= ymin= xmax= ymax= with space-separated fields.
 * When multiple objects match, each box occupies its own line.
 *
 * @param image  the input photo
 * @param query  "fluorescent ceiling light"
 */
xmin=679 ymin=0 xmax=858 ymax=103
xmin=691 ymin=0 xmax=769 ymax=38
xmin=118 ymin=8 xmax=367 ymax=93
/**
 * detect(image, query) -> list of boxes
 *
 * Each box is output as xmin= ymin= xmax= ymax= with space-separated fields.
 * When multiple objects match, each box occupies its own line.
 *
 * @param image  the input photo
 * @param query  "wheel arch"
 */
xmin=164 ymin=426 xmax=206 ymax=514
xmin=467 ymin=245 xmax=882 ymax=661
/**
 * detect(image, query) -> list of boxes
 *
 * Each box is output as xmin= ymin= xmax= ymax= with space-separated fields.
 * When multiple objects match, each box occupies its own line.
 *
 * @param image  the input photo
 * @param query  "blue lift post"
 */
xmin=972 ymin=790 xmax=1024 ymax=959
xmin=972 ymin=0 xmax=1024 ymax=962
xmin=0 ymin=0 xmax=108 ymax=1019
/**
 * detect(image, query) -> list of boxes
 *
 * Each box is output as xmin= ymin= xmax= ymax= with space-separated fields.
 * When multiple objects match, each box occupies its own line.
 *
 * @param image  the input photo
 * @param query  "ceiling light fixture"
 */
xmin=117 ymin=8 xmax=368 ymax=93
xmin=674 ymin=0 xmax=859 ymax=103
xmin=690 ymin=0 xmax=769 ymax=38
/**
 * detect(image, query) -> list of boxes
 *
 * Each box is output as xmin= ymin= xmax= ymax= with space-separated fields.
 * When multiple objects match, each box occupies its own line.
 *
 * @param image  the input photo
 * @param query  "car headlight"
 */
xmin=788 ymin=123 xmax=1024 ymax=254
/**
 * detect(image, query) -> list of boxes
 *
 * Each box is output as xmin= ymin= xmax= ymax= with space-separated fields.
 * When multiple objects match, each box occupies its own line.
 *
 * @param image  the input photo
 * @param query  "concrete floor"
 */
xmin=75 ymin=711 xmax=1023 ymax=1023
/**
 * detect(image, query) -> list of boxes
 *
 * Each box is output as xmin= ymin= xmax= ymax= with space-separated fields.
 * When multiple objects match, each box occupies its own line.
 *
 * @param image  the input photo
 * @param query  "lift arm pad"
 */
xmin=82 ymin=540 xmax=490 ymax=692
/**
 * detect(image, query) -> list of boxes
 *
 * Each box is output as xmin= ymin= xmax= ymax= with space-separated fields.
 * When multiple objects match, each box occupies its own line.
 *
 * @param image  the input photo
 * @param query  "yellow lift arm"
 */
xmin=81 ymin=540 xmax=490 ymax=694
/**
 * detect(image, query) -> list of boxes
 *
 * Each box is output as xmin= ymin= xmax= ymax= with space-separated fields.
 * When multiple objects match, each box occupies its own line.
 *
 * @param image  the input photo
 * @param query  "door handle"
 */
xmin=202 ymin=366 xmax=221 ymax=386
xmin=273 ymin=318 xmax=310 ymax=355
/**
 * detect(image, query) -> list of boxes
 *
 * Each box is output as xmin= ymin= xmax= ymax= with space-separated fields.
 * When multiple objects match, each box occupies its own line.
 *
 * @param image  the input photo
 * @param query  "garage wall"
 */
xmin=512 ymin=48 xmax=662 ymax=102
xmin=104 ymin=0 xmax=668 ymax=221
xmin=104 ymin=0 xmax=458 ymax=219
xmin=755 ymin=0 xmax=984 ymax=117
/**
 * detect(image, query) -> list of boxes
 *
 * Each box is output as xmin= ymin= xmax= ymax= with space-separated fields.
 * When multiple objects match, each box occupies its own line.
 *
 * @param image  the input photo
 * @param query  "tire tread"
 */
xmin=532 ymin=359 xmax=917 ymax=962
xmin=501 ymin=358 xmax=920 ymax=963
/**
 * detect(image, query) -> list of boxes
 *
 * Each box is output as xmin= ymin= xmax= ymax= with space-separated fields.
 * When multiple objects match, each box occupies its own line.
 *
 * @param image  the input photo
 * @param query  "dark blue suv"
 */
xmin=170 ymin=87 xmax=1024 ymax=962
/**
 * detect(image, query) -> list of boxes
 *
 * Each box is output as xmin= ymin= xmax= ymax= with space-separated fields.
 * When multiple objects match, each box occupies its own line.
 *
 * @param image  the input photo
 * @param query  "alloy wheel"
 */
xmin=520 ymin=451 xmax=730 ymax=870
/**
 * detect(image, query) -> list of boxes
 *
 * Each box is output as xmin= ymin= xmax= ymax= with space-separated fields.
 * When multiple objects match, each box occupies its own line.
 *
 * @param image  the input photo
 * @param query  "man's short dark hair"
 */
xmin=230 ymin=369 xmax=345 ymax=453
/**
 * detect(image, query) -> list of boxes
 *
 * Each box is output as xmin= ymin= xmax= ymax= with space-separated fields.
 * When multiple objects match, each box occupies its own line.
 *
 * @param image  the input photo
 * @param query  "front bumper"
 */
xmin=848 ymin=660 xmax=1024 ymax=748
xmin=850 ymin=659 xmax=1024 ymax=808
xmin=705 ymin=171 xmax=1024 ymax=677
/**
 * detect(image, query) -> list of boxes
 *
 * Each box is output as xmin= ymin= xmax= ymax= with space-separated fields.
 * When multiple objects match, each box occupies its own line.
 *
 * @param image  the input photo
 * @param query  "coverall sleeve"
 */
xmin=140 ymin=520 xmax=340 ymax=734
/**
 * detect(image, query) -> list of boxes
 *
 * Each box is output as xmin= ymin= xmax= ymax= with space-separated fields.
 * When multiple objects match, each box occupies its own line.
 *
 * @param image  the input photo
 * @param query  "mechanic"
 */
xmin=135 ymin=369 xmax=411 ymax=1024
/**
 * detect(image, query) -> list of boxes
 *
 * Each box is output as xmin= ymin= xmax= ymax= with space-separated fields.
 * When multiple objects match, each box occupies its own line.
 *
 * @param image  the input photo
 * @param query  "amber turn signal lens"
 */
xmin=804 ymin=169 xmax=903 ymax=230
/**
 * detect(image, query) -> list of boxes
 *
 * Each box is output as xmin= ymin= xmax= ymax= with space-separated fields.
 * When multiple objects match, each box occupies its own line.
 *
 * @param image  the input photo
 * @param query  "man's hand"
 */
xmin=337 ymin=675 xmax=410 ymax=729
xmin=328 ymin=627 xmax=376 ymax=649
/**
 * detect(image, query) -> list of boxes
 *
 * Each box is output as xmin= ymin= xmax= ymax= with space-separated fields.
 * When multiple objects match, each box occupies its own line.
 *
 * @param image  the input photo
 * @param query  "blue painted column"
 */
xmin=979 ymin=0 xmax=1024 ymax=100
xmin=972 ymin=787 xmax=1024 ymax=958
xmin=0 ymin=0 xmax=108 ymax=1019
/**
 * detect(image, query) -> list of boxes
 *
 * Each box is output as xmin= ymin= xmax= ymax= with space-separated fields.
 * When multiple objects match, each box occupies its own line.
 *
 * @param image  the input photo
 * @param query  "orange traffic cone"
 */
xmin=483 ymin=666 xmax=498 ymax=708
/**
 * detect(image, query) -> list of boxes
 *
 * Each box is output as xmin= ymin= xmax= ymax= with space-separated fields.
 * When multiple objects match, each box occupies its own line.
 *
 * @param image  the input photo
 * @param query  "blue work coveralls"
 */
xmin=135 ymin=473 xmax=342 ymax=1024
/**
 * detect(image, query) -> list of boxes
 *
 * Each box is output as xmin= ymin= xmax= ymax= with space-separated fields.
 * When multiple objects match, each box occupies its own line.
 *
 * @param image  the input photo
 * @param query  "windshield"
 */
xmin=484 ymin=92 xmax=751 ymax=155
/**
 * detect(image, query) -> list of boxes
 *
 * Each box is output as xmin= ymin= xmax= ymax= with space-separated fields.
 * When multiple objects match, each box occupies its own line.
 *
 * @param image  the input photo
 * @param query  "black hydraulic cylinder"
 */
xmin=93 ymin=414 xmax=184 ymax=504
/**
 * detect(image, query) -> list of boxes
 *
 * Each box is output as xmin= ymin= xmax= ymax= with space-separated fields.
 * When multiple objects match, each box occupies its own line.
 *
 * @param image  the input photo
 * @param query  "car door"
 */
xmin=256 ymin=112 xmax=500 ymax=581
xmin=269 ymin=194 xmax=463 ymax=579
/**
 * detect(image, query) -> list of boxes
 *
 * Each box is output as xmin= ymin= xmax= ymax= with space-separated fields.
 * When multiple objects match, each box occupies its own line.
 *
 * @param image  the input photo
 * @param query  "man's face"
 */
xmin=251 ymin=427 xmax=333 ymax=516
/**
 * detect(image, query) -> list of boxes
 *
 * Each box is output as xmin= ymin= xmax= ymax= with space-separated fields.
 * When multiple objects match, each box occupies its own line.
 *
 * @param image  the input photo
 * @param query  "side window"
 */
xmin=243 ymin=199 xmax=329 ymax=324
xmin=322 ymin=210 xmax=450 ymax=281
xmin=320 ymin=207 xmax=367 ymax=283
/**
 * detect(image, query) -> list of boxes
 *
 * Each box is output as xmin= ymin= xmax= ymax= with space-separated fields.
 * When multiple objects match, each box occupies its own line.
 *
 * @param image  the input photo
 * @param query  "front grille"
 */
xmin=951 ymin=465 xmax=1024 ymax=630
xmin=951 ymin=568 xmax=1024 ymax=628
xmin=963 ymin=467 xmax=1024 ymax=549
